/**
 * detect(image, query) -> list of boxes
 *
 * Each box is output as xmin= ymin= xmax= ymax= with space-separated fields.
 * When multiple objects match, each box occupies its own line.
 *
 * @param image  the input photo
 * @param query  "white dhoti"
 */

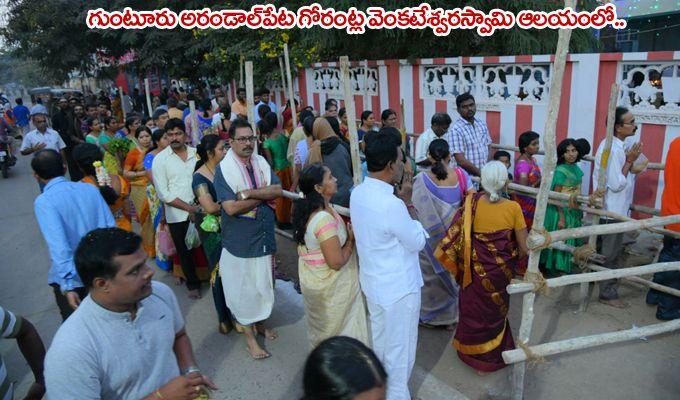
xmin=366 ymin=291 xmax=421 ymax=400
xmin=219 ymin=248 xmax=274 ymax=326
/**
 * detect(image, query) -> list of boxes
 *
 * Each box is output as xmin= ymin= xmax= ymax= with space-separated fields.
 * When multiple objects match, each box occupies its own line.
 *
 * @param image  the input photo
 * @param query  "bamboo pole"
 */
xmin=188 ymin=100 xmax=200 ymax=145
xmin=340 ymin=56 xmax=363 ymax=186
xmin=144 ymin=78 xmax=153 ymax=117
xmin=239 ymin=55 xmax=244 ymax=88
xmin=118 ymin=86 xmax=126 ymax=123
xmin=470 ymin=176 xmax=599 ymax=207
xmin=282 ymin=189 xmax=350 ymax=216
xmin=546 ymin=199 xmax=680 ymax=239
xmin=549 ymin=242 xmax=679 ymax=298
xmin=512 ymin=4 xmax=574 ymax=397
xmin=245 ymin=61 xmax=257 ymax=154
xmin=527 ymin=215 xmax=680 ymax=250
xmin=508 ymin=261 xmax=680 ymax=295
xmin=489 ymin=143 xmax=664 ymax=170
xmin=283 ymin=44 xmax=298 ymax=130
xmin=631 ymin=204 xmax=661 ymax=216
xmin=503 ymin=319 xmax=680 ymax=364
xmin=580 ymin=83 xmax=620 ymax=312
xmin=278 ymin=56 xmax=286 ymax=123
xmin=363 ymin=59 xmax=370 ymax=109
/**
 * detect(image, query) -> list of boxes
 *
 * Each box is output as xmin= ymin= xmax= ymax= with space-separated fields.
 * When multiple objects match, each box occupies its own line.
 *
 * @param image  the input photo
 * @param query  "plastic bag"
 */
xmin=200 ymin=214 xmax=220 ymax=233
xmin=158 ymin=224 xmax=176 ymax=257
xmin=185 ymin=222 xmax=202 ymax=249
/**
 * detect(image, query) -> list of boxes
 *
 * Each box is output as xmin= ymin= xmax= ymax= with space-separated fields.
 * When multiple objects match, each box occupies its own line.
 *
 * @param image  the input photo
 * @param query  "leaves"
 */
xmin=1 ymin=0 xmax=600 ymax=86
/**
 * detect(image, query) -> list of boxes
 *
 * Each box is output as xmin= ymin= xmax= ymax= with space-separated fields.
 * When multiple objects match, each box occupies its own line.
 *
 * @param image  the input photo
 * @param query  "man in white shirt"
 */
xmin=20 ymin=114 xmax=67 ymax=158
xmin=350 ymin=131 xmax=428 ymax=400
xmin=592 ymin=106 xmax=644 ymax=308
xmin=152 ymin=118 xmax=202 ymax=299
xmin=414 ymin=112 xmax=452 ymax=165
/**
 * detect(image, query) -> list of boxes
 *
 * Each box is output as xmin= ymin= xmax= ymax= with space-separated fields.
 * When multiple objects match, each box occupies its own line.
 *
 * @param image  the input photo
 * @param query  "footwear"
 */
xmin=599 ymin=298 xmax=630 ymax=309
xmin=218 ymin=322 xmax=231 ymax=335
xmin=233 ymin=322 xmax=246 ymax=334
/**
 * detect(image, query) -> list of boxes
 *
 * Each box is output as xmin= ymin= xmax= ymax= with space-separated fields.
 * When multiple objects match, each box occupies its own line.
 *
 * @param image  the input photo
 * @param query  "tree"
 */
xmin=1 ymin=0 xmax=601 ymax=85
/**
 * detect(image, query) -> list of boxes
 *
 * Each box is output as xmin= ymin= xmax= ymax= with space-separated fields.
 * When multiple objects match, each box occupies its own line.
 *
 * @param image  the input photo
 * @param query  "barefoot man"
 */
xmin=215 ymin=118 xmax=282 ymax=359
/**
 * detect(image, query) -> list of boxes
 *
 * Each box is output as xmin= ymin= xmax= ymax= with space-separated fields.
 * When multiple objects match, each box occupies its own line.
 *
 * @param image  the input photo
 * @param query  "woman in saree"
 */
xmin=99 ymin=116 xmax=126 ymax=175
xmin=123 ymin=126 xmax=155 ymax=257
xmin=192 ymin=134 xmax=236 ymax=334
xmin=292 ymin=163 xmax=369 ymax=349
xmin=412 ymin=139 xmax=474 ymax=330
xmin=541 ymin=138 xmax=588 ymax=275
xmin=435 ymin=161 xmax=529 ymax=374
xmin=260 ymin=112 xmax=293 ymax=226
xmin=512 ymin=130 xmax=541 ymax=228
xmin=72 ymin=143 xmax=132 ymax=231
xmin=145 ymin=129 xmax=173 ymax=272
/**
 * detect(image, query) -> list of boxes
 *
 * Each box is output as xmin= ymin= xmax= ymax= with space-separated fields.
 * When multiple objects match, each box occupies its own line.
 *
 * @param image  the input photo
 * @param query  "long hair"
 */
xmin=292 ymin=163 xmax=327 ymax=245
xmin=428 ymin=139 xmax=450 ymax=180
xmin=72 ymin=143 xmax=118 ymax=205
xmin=302 ymin=336 xmax=387 ymax=400
xmin=195 ymin=134 xmax=222 ymax=172
xmin=481 ymin=161 xmax=508 ymax=203
xmin=556 ymin=138 xmax=586 ymax=165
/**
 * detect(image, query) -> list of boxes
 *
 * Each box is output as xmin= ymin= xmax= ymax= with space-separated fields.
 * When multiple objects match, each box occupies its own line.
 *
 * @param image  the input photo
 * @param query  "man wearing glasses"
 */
xmin=593 ymin=106 xmax=645 ymax=309
xmin=214 ymin=118 xmax=282 ymax=359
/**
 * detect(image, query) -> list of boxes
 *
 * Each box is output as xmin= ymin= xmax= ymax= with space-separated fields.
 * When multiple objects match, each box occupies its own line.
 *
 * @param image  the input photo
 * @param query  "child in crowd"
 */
xmin=493 ymin=150 xmax=513 ymax=199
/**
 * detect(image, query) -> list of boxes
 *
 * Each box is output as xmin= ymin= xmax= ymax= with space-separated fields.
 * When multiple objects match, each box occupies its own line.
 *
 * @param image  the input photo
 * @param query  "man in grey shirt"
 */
xmin=45 ymin=228 xmax=217 ymax=399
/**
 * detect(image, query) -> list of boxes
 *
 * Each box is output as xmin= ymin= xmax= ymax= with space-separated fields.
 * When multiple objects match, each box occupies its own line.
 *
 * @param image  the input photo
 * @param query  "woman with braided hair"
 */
xmin=411 ymin=139 xmax=474 ymax=330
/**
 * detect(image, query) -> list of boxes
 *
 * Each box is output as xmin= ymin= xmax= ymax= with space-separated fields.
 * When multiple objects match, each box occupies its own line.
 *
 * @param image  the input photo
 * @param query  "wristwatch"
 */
xmin=239 ymin=191 xmax=249 ymax=201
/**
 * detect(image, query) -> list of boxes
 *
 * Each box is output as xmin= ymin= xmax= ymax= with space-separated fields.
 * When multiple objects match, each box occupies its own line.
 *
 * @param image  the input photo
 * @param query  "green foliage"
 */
xmin=1 ymin=0 xmax=600 ymax=85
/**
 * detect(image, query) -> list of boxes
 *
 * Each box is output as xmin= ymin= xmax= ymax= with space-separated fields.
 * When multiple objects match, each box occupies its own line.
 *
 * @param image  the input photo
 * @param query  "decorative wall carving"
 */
xmin=311 ymin=66 xmax=378 ymax=96
xmin=619 ymin=62 xmax=680 ymax=125
xmin=421 ymin=63 xmax=550 ymax=105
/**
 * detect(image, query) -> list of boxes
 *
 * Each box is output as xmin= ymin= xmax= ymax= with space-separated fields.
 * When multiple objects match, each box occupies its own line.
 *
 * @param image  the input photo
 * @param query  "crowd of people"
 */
xmin=1 ymin=83 xmax=678 ymax=400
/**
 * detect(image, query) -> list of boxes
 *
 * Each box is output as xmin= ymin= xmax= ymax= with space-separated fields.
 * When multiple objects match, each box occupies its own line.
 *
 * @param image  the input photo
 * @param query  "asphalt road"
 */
xmin=1 ymin=148 xmax=678 ymax=400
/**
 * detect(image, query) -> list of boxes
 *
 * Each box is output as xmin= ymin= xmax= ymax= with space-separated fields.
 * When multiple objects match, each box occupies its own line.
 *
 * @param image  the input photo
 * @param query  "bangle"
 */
xmin=406 ymin=203 xmax=415 ymax=210
xmin=154 ymin=389 xmax=164 ymax=399
xmin=182 ymin=366 xmax=201 ymax=376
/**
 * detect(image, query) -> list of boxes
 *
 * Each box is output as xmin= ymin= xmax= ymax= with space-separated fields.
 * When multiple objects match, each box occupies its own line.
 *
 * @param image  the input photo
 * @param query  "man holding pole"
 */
xmin=646 ymin=136 xmax=680 ymax=320
xmin=593 ymin=106 xmax=644 ymax=308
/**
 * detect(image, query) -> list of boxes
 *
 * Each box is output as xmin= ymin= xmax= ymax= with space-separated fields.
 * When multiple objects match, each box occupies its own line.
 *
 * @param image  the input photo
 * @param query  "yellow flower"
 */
xmin=281 ymin=32 xmax=289 ymax=43
xmin=93 ymin=161 xmax=102 ymax=168
xmin=260 ymin=41 xmax=271 ymax=51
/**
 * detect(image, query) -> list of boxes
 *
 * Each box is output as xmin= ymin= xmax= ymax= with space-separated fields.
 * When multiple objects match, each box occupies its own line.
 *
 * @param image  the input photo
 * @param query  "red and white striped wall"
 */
xmin=296 ymin=51 xmax=680 ymax=214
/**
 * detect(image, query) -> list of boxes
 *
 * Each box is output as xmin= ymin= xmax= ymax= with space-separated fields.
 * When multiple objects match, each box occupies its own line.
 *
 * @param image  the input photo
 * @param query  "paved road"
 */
xmin=1 ymin=150 xmax=678 ymax=400
xmin=0 ymin=152 xmax=466 ymax=400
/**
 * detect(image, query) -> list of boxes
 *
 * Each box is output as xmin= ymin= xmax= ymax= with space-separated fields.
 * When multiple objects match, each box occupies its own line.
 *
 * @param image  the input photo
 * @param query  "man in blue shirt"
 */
xmin=32 ymin=149 xmax=116 ymax=320
xmin=13 ymin=98 xmax=30 ymax=137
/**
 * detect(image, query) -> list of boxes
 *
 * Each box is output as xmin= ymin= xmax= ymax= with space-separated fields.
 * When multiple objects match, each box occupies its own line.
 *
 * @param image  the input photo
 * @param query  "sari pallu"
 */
xmin=125 ymin=148 xmax=155 ymax=257
xmin=412 ymin=173 xmax=460 ymax=326
xmin=435 ymin=193 xmax=519 ymax=372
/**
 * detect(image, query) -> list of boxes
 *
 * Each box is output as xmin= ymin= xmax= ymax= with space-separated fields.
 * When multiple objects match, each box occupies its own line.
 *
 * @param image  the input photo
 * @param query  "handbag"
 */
xmin=158 ymin=224 xmax=176 ymax=257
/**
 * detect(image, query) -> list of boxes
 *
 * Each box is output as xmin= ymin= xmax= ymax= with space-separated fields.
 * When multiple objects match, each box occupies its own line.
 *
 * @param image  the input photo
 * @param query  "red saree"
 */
xmin=435 ymin=193 xmax=519 ymax=372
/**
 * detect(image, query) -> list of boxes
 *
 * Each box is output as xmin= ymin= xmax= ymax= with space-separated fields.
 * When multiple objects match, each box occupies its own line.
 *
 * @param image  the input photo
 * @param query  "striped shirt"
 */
xmin=448 ymin=116 xmax=492 ymax=174
xmin=1 ymin=306 xmax=23 ymax=400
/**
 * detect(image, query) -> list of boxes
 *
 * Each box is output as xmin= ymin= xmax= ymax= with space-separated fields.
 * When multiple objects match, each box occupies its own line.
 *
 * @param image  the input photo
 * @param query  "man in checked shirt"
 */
xmin=448 ymin=93 xmax=493 ymax=186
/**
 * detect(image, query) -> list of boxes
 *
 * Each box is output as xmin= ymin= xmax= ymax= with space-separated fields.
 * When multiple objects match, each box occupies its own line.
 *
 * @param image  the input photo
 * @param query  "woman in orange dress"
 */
xmin=124 ymin=126 xmax=155 ymax=256
xmin=72 ymin=143 xmax=131 ymax=231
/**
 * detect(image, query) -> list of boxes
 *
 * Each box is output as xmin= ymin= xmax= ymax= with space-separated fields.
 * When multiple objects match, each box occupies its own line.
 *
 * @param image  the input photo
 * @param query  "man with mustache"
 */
xmin=214 ymin=118 xmax=283 ymax=359
xmin=593 ymin=106 xmax=644 ymax=309
xmin=152 ymin=118 xmax=202 ymax=299
xmin=448 ymin=93 xmax=492 ymax=185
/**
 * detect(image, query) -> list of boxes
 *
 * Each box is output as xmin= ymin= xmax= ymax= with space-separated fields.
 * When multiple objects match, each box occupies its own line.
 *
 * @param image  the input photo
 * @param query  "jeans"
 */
xmin=50 ymin=284 xmax=88 ymax=321
xmin=646 ymin=237 xmax=680 ymax=320
xmin=167 ymin=220 xmax=201 ymax=291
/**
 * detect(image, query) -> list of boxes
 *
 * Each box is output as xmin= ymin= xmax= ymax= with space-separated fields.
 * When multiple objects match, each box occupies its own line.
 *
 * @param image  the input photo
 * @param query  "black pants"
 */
xmin=64 ymin=147 xmax=83 ymax=182
xmin=50 ymin=284 xmax=88 ymax=321
xmin=168 ymin=220 xmax=201 ymax=291
xmin=646 ymin=237 xmax=680 ymax=320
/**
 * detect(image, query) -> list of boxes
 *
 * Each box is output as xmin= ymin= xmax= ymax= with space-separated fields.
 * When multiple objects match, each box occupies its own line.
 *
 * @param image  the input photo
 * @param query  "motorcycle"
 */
xmin=0 ymin=139 xmax=15 ymax=179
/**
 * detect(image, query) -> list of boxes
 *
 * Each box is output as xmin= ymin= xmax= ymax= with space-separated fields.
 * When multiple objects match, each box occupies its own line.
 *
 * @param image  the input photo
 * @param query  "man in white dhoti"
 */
xmin=214 ymin=118 xmax=283 ymax=359
xmin=350 ymin=131 xmax=428 ymax=400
